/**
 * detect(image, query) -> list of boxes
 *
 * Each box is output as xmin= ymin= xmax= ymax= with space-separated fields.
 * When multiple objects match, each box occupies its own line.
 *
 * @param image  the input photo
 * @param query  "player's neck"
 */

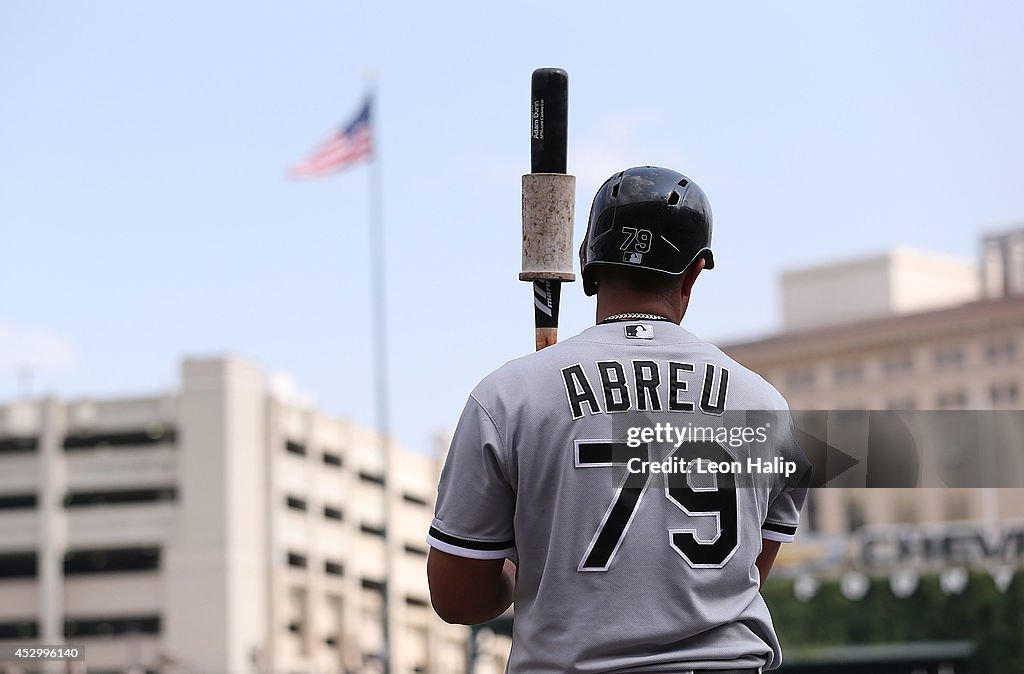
xmin=595 ymin=292 xmax=686 ymax=324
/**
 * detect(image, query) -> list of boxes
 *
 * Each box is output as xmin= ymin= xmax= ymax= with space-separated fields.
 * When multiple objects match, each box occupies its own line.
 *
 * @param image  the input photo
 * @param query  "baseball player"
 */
xmin=427 ymin=167 xmax=808 ymax=673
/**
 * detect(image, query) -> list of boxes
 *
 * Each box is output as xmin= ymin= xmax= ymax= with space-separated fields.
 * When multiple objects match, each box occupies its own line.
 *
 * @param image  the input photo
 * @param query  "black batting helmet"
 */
xmin=579 ymin=166 xmax=714 ymax=296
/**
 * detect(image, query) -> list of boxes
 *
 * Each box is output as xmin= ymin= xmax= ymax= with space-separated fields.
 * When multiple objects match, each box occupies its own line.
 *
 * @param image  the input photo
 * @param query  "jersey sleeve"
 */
xmin=427 ymin=394 xmax=516 ymax=559
xmin=762 ymin=481 xmax=807 ymax=543
xmin=762 ymin=398 xmax=810 ymax=544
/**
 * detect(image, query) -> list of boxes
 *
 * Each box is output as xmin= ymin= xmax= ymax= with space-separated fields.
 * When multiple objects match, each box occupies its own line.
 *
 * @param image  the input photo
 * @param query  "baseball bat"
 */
xmin=530 ymin=68 xmax=568 ymax=351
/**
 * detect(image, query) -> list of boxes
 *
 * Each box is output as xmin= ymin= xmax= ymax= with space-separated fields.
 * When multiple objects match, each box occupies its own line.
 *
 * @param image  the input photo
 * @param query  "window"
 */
xmin=64 ymin=487 xmax=176 ymax=507
xmin=358 ymin=471 xmax=385 ymax=486
xmin=0 ymin=436 xmax=38 ymax=454
xmin=323 ymin=506 xmax=344 ymax=521
xmin=402 ymin=493 xmax=428 ymax=507
xmin=285 ymin=440 xmax=306 ymax=457
xmin=786 ymin=369 xmax=816 ymax=392
xmin=882 ymin=352 xmax=914 ymax=377
xmin=63 ymin=427 xmax=176 ymax=451
xmin=360 ymin=524 xmax=386 ymax=538
xmin=0 ymin=552 xmax=37 ymax=579
xmin=361 ymin=578 xmax=385 ymax=592
xmin=286 ymin=496 xmax=307 ymax=512
xmin=933 ymin=345 xmax=965 ymax=370
xmin=322 ymin=451 xmax=343 ymax=467
xmin=405 ymin=596 xmax=429 ymax=608
xmin=324 ymin=560 xmax=344 ymax=576
xmin=834 ymin=361 xmax=864 ymax=385
xmin=404 ymin=544 xmax=428 ymax=558
xmin=936 ymin=390 xmax=968 ymax=409
xmin=64 ymin=616 xmax=160 ymax=637
xmin=0 ymin=621 xmax=39 ymax=639
xmin=287 ymin=552 xmax=307 ymax=569
xmin=985 ymin=336 xmax=1017 ymax=363
xmin=989 ymin=382 xmax=1020 ymax=407
xmin=0 ymin=494 xmax=37 ymax=510
xmin=64 ymin=548 xmax=159 ymax=575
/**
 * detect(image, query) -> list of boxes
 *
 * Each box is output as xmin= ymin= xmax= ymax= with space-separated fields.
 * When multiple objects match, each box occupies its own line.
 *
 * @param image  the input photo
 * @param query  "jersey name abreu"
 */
xmin=560 ymin=359 xmax=729 ymax=419
xmin=429 ymin=322 xmax=805 ymax=672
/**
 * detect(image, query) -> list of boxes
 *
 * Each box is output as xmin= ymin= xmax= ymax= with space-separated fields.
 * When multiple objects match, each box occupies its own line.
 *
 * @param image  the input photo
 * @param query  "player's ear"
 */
xmin=681 ymin=257 xmax=706 ymax=298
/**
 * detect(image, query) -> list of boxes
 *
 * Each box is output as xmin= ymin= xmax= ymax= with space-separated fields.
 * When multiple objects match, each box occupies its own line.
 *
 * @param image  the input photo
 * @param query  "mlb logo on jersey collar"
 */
xmin=624 ymin=323 xmax=654 ymax=340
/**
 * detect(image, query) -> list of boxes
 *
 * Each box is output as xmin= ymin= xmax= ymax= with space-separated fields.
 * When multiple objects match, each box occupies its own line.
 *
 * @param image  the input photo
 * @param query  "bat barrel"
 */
xmin=531 ymin=68 xmax=569 ymax=174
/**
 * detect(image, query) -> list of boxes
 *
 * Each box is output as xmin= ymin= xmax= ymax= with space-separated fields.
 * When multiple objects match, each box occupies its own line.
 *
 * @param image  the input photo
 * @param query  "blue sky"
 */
xmin=2 ymin=1 xmax=1023 ymax=452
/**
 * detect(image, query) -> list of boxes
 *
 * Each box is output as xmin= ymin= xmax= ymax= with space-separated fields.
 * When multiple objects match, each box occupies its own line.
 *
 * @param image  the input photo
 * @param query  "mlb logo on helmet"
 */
xmin=623 ymin=251 xmax=643 ymax=264
xmin=625 ymin=323 xmax=654 ymax=339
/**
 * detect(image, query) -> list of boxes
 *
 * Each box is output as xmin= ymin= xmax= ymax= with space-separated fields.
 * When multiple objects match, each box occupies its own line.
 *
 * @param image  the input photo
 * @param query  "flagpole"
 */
xmin=366 ymin=73 xmax=395 ymax=674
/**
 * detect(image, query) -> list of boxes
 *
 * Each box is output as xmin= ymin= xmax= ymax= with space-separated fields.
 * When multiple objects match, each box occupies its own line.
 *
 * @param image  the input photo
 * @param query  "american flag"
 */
xmin=289 ymin=96 xmax=373 ymax=178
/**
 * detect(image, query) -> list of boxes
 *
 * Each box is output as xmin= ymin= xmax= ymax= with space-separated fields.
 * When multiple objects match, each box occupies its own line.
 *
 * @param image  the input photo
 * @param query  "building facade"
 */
xmin=0 ymin=358 xmax=467 ymax=674
xmin=723 ymin=235 xmax=1024 ymax=541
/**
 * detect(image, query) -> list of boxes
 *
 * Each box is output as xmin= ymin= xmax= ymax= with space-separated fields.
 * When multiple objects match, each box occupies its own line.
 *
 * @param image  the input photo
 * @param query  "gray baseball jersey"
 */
xmin=428 ymin=320 xmax=807 ymax=673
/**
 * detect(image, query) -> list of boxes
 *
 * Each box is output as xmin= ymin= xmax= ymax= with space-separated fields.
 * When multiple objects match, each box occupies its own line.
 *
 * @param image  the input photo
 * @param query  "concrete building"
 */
xmin=780 ymin=248 xmax=980 ymax=333
xmin=0 ymin=358 xmax=467 ymax=674
xmin=724 ymin=232 xmax=1024 ymax=540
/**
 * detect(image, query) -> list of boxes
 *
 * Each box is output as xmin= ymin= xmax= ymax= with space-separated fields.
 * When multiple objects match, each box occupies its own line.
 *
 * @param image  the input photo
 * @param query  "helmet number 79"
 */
xmin=620 ymin=227 xmax=653 ymax=253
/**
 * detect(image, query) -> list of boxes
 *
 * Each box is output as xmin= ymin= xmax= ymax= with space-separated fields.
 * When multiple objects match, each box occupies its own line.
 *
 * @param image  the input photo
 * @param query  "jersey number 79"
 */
xmin=575 ymin=439 xmax=739 ymax=571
